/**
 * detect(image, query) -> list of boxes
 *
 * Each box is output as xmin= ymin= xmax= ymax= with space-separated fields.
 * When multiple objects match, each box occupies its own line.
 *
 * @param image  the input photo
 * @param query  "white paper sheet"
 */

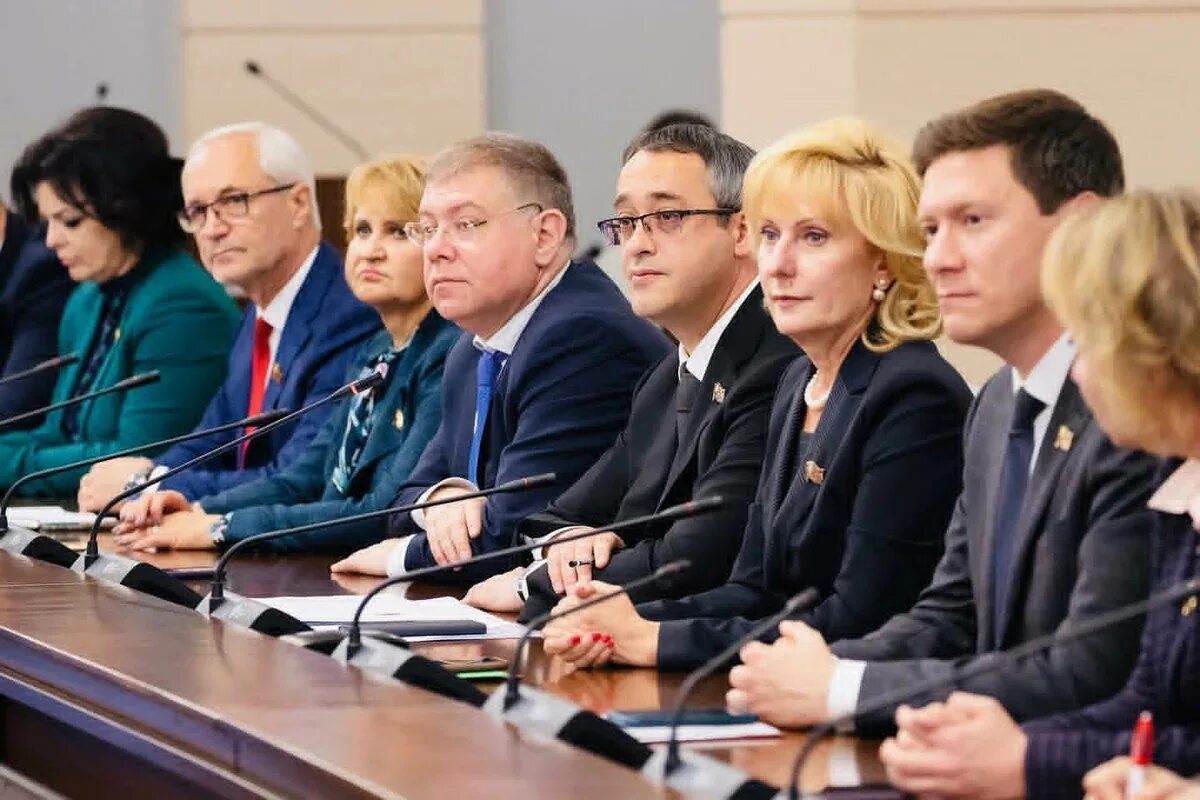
xmin=9 ymin=506 xmax=113 ymax=531
xmin=260 ymin=594 xmax=528 ymax=641
xmin=619 ymin=721 xmax=781 ymax=744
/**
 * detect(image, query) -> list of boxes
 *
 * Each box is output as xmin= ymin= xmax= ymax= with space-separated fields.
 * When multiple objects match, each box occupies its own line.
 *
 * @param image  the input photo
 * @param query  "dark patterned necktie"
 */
xmin=63 ymin=290 xmax=129 ymax=438
xmin=990 ymin=388 xmax=1046 ymax=644
xmin=330 ymin=349 xmax=400 ymax=496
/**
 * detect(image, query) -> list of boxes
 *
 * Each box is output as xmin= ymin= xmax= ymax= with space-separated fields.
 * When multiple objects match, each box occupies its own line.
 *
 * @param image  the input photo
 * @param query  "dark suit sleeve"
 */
xmin=398 ymin=316 xmax=655 ymax=582
xmin=836 ymin=439 xmax=1156 ymax=735
xmin=0 ymin=256 xmax=71 ymax=425
xmin=649 ymin=382 xmax=964 ymax=670
xmin=214 ymin=352 xmax=445 ymax=553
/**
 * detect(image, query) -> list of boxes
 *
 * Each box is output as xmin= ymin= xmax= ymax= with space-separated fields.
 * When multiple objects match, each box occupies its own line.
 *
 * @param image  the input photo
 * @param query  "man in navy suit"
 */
xmin=0 ymin=199 xmax=74 ymax=428
xmin=331 ymin=133 xmax=669 ymax=583
xmin=77 ymin=123 xmax=379 ymax=514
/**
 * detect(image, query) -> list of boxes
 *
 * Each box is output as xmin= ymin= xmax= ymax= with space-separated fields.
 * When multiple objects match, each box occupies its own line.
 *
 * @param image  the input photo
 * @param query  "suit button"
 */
xmin=1182 ymin=596 xmax=1198 ymax=617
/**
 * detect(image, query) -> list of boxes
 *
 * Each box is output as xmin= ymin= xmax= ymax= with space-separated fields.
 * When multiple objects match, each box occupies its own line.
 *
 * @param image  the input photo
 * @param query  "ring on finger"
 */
xmin=567 ymin=559 xmax=594 ymax=568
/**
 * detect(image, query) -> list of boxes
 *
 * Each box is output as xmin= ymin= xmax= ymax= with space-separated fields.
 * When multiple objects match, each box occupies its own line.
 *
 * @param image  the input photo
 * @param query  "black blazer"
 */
xmin=0 ymin=211 xmax=74 ymax=427
xmin=644 ymin=338 xmax=972 ymax=669
xmin=518 ymin=286 xmax=799 ymax=619
xmin=1023 ymin=470 xmax=1200 ymax=799
xmin=832 ymin=367 xmax=1159 ymax=734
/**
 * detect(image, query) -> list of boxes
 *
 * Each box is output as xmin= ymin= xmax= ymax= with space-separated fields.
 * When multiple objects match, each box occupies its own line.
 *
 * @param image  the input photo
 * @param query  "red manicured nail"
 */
xmin=606 ymin=640 xmax=615 ymax=649
xmin=604 ymin=635 xmax=613 ymax=644
xmin=592 ymin=632 xmax=604 ymax=643
xmin=570 ymin=635 xmax=581 ymax=646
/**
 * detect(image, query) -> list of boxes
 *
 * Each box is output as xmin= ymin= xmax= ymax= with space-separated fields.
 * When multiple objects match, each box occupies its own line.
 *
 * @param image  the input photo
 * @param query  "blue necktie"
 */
xmin=990 ymin=388 xmax=1045 ymax=644
xmin=468 ymin=349 xmax=505 ymax=484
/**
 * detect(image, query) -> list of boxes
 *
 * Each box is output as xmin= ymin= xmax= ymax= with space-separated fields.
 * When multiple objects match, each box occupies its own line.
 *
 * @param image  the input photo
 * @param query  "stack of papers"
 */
xmin=261 ymin=594 xmax=527 ymax=641
xmin=9 ymin=506 xmax=113 ymax=531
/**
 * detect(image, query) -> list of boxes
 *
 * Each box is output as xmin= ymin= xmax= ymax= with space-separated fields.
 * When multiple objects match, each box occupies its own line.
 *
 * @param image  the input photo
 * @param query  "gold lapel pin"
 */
xmin=804 ymin=460 xmax=825 ymax=485
xmin=393 ymin=409 xmax=405 ymax=430
xmin=1182 ymin=595 xmax=1198 ymax=617
xmin=1054 ymin=425 xmax=1074 ymax=452
xmin=271 ymin=363 xmax=284 ymax=384
xmin=712 ymin=383 xmax=726 ymax=404
xmin=113 ymin=328 xmax=121 ymax=342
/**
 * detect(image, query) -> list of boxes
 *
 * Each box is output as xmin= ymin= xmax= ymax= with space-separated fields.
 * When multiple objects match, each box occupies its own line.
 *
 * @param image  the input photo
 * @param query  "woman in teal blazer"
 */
xmin=0 ymin=107 xmax=239 ymax=495
xmin=113 ymin=156 xmax=458 ymax=556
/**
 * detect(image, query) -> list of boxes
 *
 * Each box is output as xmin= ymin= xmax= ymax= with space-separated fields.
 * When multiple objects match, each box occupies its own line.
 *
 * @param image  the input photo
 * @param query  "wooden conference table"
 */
xmin=0 ymin=532 xmax=894 ymax=799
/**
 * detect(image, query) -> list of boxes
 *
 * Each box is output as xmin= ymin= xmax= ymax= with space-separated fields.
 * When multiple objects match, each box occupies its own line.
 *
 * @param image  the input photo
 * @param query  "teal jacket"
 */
xmin=201 ymin=310 xmax=458 ymax=552
xmin=0 ymin=249 xmax=240 ymax=495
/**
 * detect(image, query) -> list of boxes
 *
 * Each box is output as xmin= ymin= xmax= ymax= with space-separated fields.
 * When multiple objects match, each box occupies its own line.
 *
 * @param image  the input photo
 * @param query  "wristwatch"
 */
xmin=208 ymin=514 xmax=230 ymax=546
xmin=516 ymin=569 xmax=530 ymax=602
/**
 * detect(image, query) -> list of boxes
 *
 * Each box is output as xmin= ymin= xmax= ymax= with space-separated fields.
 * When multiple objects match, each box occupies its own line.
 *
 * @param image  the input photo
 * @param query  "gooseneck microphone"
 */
xmin=504 ymin=561 xmax=691 ymax=710
xmin=0 ymin=352 xmax=77 ymax=388
xmin=785 ymin=577 xmax=1200 ymax=800
xmin=0 ymin=370 xmax=159 ymax=431
xmin=343 ymin=496 xmax=725 ymax=653
xmin=478 ymin=563 xmax=690 ymax=770
xmin=195 ymin=473 xmax=557 ymax=637
xmin=70 ymin=373 xmax=382 ymax=607
xmin=244 ymin=60 xmax=368 ymax=159
xmin=643 ymin=585 xmax=820 ymax=796
xmin=0 ymin=409 xmax=289 ymax=570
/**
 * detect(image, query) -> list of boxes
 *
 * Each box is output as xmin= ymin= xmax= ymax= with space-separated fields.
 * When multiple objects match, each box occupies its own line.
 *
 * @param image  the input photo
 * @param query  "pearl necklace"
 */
xmin=804 ymin=373 xmax=831 ymax=409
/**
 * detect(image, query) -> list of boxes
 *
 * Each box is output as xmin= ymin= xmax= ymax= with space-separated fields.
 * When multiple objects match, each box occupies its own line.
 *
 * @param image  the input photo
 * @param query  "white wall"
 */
xmin=0 ymin=1 xmax=180 ymax=186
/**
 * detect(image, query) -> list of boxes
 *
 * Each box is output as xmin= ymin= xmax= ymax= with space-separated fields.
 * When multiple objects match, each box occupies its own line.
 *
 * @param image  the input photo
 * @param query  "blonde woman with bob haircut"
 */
xmin=115 ymin=156 xmax=462 ymax=555
xmin=879 ymin=189 xmax=1200 ymax=800
xmin=544 ymin=118 xmax=972 ymax=672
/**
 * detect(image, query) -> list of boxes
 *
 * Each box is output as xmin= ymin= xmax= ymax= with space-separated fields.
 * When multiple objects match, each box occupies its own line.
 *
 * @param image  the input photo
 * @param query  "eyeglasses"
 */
xmin=177 ymin=183 xmax=298 ymax=233
xmin=403 ymin=202 xmax=544 ymax=246
xmin=596 ymin=208 xmax=739 ymax=246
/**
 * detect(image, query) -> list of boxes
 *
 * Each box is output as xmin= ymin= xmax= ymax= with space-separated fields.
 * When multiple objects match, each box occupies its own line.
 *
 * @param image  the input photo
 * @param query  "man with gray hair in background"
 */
xmin=78 ymin=122 xmax=379 ymax=519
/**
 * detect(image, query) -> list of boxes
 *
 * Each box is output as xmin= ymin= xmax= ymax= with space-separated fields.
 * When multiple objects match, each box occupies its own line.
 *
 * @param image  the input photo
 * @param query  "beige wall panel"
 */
xmin=722 ymin=14 xmax=857 ymax=148
xmin=182 ymin=32 xmax=484 ymax=174
xmin=182 ymin=0 xmax=481 ymax=30
xmin=854 ymin=11 xmax=1200 ymax=188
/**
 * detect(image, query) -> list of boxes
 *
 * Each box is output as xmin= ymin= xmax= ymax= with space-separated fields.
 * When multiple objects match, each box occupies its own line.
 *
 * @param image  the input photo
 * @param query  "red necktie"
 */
xmin=241 ymin=316 xmax=273 ymax=468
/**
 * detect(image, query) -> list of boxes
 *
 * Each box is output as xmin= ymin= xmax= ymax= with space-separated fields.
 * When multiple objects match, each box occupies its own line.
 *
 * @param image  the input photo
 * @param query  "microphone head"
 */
xmin=350 ymin=370 xmax=385 ymax=395
xmin=662 ymin=495 xmax=725 ymax=520
xmin=786 ymin=587 xmax=822 ymax=613
xmin=44 ymin=352 xmax=79 ymax=369
xmin=245 ymin=60 xmax=262 ymax=75
xmin=653 ymin=559 xmax=690 ymax=580
xmin=244 ymin=408 xmax=290 ymax=427
xmin=115 ymin=370 xmax=161 ymax=390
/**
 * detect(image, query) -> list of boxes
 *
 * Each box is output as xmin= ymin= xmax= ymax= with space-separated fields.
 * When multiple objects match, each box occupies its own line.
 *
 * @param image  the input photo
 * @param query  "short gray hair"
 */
xmin=426 ymin=132 xmax=575 ymax=240
xmin=622 ymin=123 xmax=755 ymax=210
xmin=185 ymin=122 xmax=321 ymax=230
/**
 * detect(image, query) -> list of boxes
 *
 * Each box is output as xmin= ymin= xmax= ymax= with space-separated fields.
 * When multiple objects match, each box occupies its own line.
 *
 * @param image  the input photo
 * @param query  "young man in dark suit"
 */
xmin=76 ymin=123 xmax=380 ymax=515
xmin=459 ymin=124 xmax=798 ymax=615
xmin=0 ymin=199 xmax=73 ymax=427
xmin=726 ymin=90 xmax=1158 ymax=745
xmin=330 ymin=133 xmax=670 ymax=583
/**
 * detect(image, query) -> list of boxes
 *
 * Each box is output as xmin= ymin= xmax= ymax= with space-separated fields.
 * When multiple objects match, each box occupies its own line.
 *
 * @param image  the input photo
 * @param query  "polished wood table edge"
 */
xmin=0 ymin=552 xmax=679 ymax=799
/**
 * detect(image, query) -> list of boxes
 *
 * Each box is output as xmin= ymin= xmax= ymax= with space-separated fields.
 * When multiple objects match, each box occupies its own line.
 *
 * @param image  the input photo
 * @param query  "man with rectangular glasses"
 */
xmin=460 ymin=123 xmax=798 ymax=617
xmin=77 ymin=122 xmax=378 ymax=515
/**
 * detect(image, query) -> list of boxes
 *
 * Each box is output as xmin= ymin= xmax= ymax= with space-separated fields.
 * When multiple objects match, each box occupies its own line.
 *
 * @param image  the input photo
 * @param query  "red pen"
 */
xmin=1126 ymin=710 xmax=1154 ymax=800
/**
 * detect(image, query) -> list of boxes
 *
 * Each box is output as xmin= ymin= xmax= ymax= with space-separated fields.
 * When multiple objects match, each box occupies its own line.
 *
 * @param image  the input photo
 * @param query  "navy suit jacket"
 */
xmin=157 ymin=242 xmax=380 ymax=497
xmin=0 ymin=211 xmax=74 ymax=427
xmin=200 ymin=312 xmax=459 ymax=552
xmin=642 ymin=339 xmax=973 ymax=669
xmin=389 ymin=260 xmax=671 ymax=582
xmin=1024 ymin=461 xmax=1200 ymax=799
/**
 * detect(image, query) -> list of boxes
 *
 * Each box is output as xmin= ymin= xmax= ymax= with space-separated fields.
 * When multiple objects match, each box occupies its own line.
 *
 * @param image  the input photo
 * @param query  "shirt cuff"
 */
xmin=827 ymin=658 xmax=867 ymax=734
xmin=411 ymin=478 xmax=477 ymax=529
xmin=385 ymin=534 xmax=417 ymax=578
xmin=530 ymin=525 xmax=589 ymax=560
xmin=826 ymin=737 xmax=863 ymax=787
